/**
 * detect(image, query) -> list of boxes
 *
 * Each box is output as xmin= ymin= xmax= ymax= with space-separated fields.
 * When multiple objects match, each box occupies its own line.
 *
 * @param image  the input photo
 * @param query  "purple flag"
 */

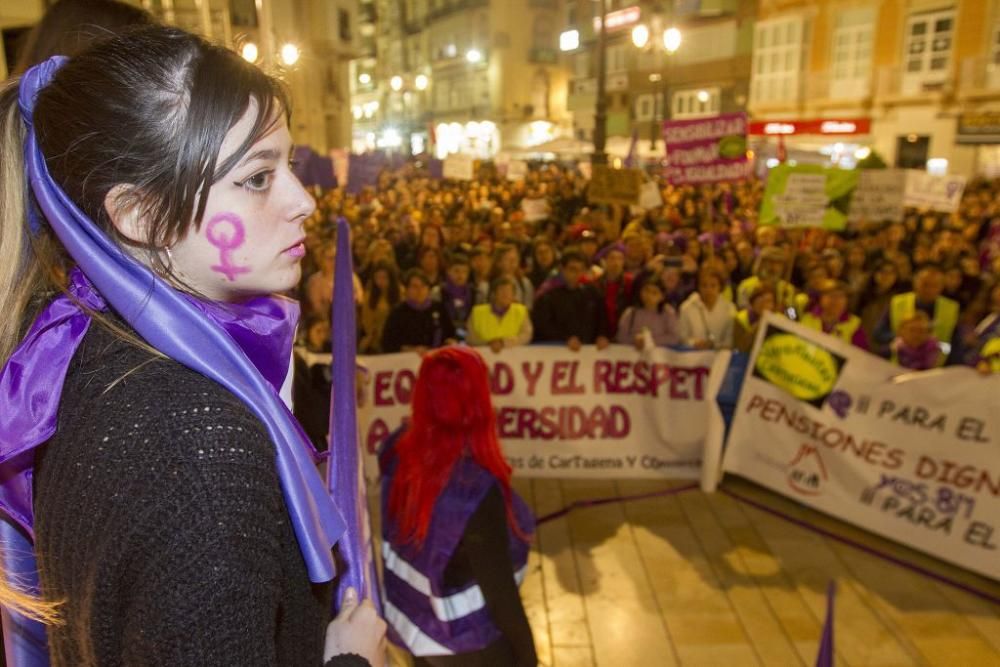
xmin=815 ymin=580 xmax=836 ymax=667
xmin=328 ymin=218 xmax=380 ymax=611
xmin=623 ymin=127 xmax=639 ymax=169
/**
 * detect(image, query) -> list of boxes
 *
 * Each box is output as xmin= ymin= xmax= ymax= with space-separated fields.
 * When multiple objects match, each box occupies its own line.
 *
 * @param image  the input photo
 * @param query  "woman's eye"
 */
xmin=240 ymin=170 xmax=274 ymax=193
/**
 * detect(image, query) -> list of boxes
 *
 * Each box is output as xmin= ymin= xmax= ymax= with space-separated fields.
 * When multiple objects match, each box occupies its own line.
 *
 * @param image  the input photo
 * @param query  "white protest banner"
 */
xmin=773 ymin=173 xmax=828 ymax=227
xmin=521 ymin=197 xmax=550 ymax=222
xmin=361 ymin=345 xmax=729 ymax=479
xmin=903 ymin=171 xmax=966 ymax=213
xmin=848 ymin=169 xmax=906 ymax=224
xmin=723 ymin=314 xmax=1000 ymax=581
xmin=638 ymin=180 xmax=664 ymax=210
xmin=443 ymin=153 xmax=475 ymax=180
xmin=506 ymin=159 xmax=528 ymax=181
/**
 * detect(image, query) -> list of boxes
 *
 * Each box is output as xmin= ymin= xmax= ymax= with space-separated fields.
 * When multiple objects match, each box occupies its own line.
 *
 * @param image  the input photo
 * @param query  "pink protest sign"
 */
xmin=662 ymin=112 xmax=751 ymax=185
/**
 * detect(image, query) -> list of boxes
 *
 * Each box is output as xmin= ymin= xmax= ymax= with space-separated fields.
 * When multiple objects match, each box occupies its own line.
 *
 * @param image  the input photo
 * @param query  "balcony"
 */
xmin=875 ymin=65 xmax=952 ymax=104
xmin=803 ymin=71 xmax=873 ymax=109
xmin=359 ymin=3 xmax=376 ymax=25
xmin=529 ymin=48 xmax=558 ymax=64
xmin=426 ymin=0 xmax=488 ymax=24
xmin=959 ymin=56 xmax=1000 ymax=100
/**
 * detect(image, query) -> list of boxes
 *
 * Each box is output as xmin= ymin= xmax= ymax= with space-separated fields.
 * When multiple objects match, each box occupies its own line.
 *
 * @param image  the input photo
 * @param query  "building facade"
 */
xmin=0 ymin=0 xmax=356 ymax=154
xmin=350 ymin=0 xmax=573 ymax=157
xmin=749 ymin=0 xmax=1000 ymax=177
xmin=561 ymin=0 xmax=754 ymax=159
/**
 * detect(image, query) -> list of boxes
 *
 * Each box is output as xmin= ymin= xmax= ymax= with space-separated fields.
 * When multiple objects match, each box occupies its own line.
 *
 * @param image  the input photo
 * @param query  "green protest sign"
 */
xmin=760 ymin=164 xmax=858 ymax=231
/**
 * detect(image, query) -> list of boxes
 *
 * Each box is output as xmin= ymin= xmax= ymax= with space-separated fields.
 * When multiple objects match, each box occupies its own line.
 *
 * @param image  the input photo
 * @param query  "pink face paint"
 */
xmin=206 ymin=213 xmax=252 ymax=282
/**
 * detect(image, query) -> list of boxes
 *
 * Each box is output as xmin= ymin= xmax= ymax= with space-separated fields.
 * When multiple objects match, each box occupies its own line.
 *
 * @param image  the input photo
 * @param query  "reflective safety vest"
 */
xmin=981 ymin=337 xmax=1000 ymax=374
xmin=737 ymin=276 xmax=795 ymax=310
xmin=467 ymin=302 xmax=528 ymax=343
xmin=800 ymin=312 xmax=862 ymax=344
xmin=380 ymin=436 xmax=534 ymax=656
xmin=889 ymin=293 xmax=959 ymax=344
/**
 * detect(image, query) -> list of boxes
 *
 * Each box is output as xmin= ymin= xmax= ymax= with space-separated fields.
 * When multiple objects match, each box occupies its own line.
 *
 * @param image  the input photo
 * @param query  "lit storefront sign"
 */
xmin=434 ymin=121 xmax=499 ymax=159
xmin=957 ymin=112 xmax=1000 ymax=144
xmin=748 ymin=118 xmax=871 ymax=136
xmin=593 ymin=6 xmax=640 ymax=32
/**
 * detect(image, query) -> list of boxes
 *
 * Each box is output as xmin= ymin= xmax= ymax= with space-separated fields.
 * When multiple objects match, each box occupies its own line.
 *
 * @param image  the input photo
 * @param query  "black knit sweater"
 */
xmin=33 ymin=319 xmax=368 ymax=667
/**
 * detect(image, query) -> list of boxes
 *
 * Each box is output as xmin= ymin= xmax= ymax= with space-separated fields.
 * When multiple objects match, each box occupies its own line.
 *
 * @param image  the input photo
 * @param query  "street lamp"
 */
xmin=631 ymin=25 xmax=649 ymax=49
xmin=241 ymin=41 xmax=259 ymax=63
xmin=663 ymin=27 xmax=681 ymax=53
xmin=359 ymin=72 xmax=372 ymax=85
xmin=390 ymin=75 xmax=403 ymax=92
xmin=415 ymin=74 xmax=429 ymax=91
xmin=632 ymin=10 xmax=681 ymax=152
xmin=279 ymin=42 xmax=300 ymax=66
xmin=466 ymin=49 xmax=482 ymax=64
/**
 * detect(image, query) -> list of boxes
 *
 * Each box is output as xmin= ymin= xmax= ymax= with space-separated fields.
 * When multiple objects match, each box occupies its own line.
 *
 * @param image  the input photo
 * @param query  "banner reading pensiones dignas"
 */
xmin=722 ymin=314 xmax=1000 ymax=581
xmin=662 ymin=113 xmax=750 ymax=185
xmin=360 ymin=345 xmax=729 ymax=480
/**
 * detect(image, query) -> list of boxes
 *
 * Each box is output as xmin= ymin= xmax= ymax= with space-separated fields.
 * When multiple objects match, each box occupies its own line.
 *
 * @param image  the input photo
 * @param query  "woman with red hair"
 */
xmin=380 ymin=347 xmax=536 ymax=666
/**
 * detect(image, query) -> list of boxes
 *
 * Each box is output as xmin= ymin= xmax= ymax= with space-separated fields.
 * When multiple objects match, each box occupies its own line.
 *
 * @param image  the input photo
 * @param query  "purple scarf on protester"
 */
xmin=0 ymin=57 xmax=348 ymax=666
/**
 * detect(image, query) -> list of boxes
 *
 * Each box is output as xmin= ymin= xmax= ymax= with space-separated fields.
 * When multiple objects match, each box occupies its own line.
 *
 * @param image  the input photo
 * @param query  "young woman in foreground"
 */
xmin=380 ymin=347 xmax=537 ymax=666
xmin=0 ymin=26 xmax=383 ymax=665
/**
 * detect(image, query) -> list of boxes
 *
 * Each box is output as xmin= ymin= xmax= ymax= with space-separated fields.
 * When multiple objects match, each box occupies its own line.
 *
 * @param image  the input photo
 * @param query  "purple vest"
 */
xmin=380 ymin=436 xmax=534 ymax=656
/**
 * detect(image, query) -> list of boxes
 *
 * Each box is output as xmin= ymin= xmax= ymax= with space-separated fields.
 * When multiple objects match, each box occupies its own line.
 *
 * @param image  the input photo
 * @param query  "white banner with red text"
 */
xmin=360 ymin=345 xmax=730 ymax=479
xmin=722 ymin=314 xmax=1000 ymax=581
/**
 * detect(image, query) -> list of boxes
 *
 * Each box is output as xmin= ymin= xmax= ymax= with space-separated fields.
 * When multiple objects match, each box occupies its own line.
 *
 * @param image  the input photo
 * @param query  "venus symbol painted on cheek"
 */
xmin=206 ymin=213 xmax=252 ymax=282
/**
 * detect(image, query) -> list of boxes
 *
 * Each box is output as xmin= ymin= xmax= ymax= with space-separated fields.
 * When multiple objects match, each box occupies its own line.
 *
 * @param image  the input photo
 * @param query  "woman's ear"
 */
xmin=103 ymin=184 xmax=145 ymax=244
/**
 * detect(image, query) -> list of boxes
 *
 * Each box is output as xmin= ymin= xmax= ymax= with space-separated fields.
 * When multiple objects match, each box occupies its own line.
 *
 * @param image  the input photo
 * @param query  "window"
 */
xmin=673 ymin=21 xmax=737 ymax=65
xmin=830 ymin=8 xmax=873 ymax=98
xmin=339 ymin=9 xmax=351 ymax=41
xmin=987 ymin=23 xmax=1000 ymax=88
xmin=607 ymin=44 xmax=627 ymax=73
xmin=902 ymin=9 xmax=955 ymax=93
xmin=751 ymin=16 xmax=806 ymax=104
xmin=533 ymin=14 xmax=554 ymax=50
xmin=229 ymin=0 xmax=258 ymax=28
xmin=672 ymin=87 xmax=720 ymax=119
xmin=634 ymin=93 xmax=665 ymax=121
xmin=575 ymin=52 xmax=590 ymax=78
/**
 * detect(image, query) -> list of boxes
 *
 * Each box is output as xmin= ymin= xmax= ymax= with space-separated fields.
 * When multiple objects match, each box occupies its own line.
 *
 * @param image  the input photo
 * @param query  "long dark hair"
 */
xmin=366 ymin=260 xmax=401 ymax=309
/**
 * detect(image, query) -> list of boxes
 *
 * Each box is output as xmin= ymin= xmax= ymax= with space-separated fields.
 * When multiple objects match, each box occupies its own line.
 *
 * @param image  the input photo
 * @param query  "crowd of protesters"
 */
xmin=293 ymin=160 xmax=1000 ymax=378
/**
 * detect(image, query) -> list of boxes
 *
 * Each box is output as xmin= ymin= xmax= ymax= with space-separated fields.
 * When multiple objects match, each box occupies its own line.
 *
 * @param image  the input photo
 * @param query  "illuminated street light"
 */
xmin=663 ymin=27 xmax=681 ymax=53
xmin=559 ymin=29 xmax=580 ymax=52
xmin=279 ymin=43 xmax=300 ymax=66
xmin=415 ymin=74 xmax=429 ymax=90
xmin=697 ymin=89 xmax=710 ymax=103
xmin=390 ymin=75 xmax=403 ymax=91
xmin=466 ymin=49 xmax=482 ymax=63
xmin=631 ymin=24 xmax=649 ymax=49
xmin=359 ymin=72 xmax=372 ymax=85
xmin=240 ymin=42 xmax=258 ymax=63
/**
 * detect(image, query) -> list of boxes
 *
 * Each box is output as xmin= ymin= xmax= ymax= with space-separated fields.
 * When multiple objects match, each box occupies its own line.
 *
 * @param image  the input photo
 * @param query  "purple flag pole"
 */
xmin=328 ymin=218 xmax=380 ymax=611
xmin=815 ymin=580 xmax=836 ymax=667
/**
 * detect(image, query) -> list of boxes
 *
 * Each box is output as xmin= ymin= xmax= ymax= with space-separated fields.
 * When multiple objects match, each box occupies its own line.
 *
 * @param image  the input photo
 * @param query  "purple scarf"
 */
xmin=0 ymin=268 xmax=300 ymax=536
xmin=1 ymin=57 xmax=347 ymax=666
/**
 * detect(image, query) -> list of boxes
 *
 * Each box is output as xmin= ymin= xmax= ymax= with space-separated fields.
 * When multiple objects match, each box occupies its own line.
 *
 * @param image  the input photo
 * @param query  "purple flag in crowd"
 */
xmin=815 ymin=580 xmax=836 ymax=667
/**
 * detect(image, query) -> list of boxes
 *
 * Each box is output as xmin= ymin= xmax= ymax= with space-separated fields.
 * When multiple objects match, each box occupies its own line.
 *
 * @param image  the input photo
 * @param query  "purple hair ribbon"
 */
xmin=328 ymin=217 xmax=381 ymax=611
xmin=1 ymin=57 xmax=347 ymax=665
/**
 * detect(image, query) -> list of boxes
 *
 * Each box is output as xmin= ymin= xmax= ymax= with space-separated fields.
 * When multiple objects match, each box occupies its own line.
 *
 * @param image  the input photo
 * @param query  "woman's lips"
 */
xmin=285 ymin=242 xmax=306 ymax=257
